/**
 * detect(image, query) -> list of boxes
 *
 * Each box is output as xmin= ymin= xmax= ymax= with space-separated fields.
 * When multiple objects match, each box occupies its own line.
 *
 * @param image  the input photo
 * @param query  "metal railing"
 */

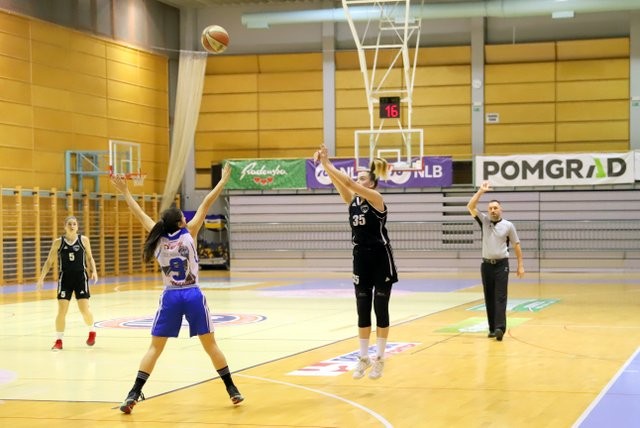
xmin=230 ymin=220 xmax=640 ymax=253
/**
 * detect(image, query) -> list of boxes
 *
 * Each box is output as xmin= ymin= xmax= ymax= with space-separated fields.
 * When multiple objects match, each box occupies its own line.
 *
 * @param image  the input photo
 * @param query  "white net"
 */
xmin=130 ymin=173 xmax=146 ymax=187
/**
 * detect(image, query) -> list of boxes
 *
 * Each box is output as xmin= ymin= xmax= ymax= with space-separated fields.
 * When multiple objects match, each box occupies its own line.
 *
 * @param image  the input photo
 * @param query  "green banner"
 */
xmin=226 ymin=159 xmax=307 ymax=190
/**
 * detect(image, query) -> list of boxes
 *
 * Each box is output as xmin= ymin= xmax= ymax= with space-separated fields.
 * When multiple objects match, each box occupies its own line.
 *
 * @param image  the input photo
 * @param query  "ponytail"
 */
xmin=142 ymin=207 xmax=183 ymax=263
xmin=367 ymin=157 xmax=389 ymax=187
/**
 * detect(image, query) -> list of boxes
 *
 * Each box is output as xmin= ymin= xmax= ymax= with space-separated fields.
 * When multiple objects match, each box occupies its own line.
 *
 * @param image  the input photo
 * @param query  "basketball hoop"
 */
xmin=128 ymin=172 xmax=147 ymax=187
xmin=391 ymin=159 xmax=423 ymax=172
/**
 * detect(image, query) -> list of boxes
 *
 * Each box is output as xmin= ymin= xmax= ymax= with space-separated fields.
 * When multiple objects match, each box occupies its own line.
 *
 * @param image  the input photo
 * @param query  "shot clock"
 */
xmin=379 ymin=96 xmax=400 ymax=119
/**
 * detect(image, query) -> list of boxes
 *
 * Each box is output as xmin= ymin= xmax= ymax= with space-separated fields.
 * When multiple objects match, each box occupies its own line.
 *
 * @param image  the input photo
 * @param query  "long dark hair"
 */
xmin=142 ymin=207 xmax=183 ymax=263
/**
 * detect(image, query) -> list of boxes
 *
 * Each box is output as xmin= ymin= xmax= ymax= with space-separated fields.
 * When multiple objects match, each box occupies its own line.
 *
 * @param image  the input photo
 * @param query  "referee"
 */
xmin=467 ymin=181 xmax=525 ymax=341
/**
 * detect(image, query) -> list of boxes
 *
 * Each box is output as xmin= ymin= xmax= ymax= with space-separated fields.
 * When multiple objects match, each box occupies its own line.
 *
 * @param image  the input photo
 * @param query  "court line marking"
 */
xmin=237 ymin=373 xmax=393 ymax=428
xmin=572 ymin=345 xmax=640 ymax=428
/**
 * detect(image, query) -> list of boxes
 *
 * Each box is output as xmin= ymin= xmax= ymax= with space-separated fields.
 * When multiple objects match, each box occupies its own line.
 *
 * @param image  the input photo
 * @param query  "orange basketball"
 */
xmin=201 ymin=25 xmax=229 ymax=54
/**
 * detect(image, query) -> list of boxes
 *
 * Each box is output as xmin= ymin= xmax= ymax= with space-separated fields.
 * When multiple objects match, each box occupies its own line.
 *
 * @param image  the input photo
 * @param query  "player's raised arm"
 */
xmin=110 ymin=175 xmax=156 ymax=232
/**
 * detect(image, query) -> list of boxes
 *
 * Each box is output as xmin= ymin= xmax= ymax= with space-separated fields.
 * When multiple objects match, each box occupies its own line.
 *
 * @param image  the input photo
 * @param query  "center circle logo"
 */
xmin=95 ymin=313 xmax=266 ymax=329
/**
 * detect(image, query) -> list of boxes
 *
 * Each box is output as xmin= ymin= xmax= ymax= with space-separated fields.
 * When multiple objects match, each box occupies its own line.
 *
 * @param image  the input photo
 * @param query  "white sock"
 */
xmin=359 ymin=339 xmax=369 ymax=358
xmin=56 ymin=332 xmax=64 ymax=340
xmin=376 ymin=337 xmax=387 ymax=359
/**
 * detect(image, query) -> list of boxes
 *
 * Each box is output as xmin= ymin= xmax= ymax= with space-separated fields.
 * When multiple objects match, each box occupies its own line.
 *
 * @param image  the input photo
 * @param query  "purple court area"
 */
xmin=574 ymin=347 xmax=640 ymax=428
xmin=260 ymin=278 xmax=479 ymax=293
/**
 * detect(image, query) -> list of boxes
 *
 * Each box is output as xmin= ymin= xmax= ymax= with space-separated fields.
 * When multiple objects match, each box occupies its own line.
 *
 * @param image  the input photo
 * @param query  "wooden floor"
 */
xmin=0 ymin=270 xmax=639 ymax=427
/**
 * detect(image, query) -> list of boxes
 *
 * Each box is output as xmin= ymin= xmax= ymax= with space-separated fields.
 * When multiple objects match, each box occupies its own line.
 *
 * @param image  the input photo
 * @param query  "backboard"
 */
xmin=354 ymin=128 xmax=424 ymax=171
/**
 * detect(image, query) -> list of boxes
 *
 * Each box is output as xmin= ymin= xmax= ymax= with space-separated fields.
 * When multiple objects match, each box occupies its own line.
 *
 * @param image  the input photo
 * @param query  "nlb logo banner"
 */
xmin=306 ymin=157 xmax=452 ymax=189
xmin=476 ymin=152 xmax=635 ymax=187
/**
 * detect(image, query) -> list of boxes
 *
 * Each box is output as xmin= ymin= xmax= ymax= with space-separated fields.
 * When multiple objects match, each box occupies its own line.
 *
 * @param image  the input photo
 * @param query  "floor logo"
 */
xmin=467 ymin=298 xmax=559 ymax=312
xmin=437 ymin=317 xmax=529 ymax=333
xmin=95 ymin=313 xmax=267 ymax=329
xmin=287 ymin=342 xmax=420 ymax=376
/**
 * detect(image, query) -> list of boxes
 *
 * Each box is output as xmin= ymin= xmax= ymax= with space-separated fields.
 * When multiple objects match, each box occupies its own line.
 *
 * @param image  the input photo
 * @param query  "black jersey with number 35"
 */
xmin=58 ymin=235 xmax=87 ymax=272
xmin=349 ymin=195 xmax=391 ymax=247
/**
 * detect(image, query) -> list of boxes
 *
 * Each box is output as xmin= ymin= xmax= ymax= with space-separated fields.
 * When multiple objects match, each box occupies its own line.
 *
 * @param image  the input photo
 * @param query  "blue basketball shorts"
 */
xmin=151 ymin=287 xmax=213 ymax=338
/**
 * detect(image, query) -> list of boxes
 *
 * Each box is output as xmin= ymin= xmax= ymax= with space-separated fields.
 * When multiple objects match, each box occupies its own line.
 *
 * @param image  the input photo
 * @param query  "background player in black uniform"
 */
xmin=37 ymin=216 xmax=98 ymax=350
xmin=315 ymin=144 xmax=398 ymax=380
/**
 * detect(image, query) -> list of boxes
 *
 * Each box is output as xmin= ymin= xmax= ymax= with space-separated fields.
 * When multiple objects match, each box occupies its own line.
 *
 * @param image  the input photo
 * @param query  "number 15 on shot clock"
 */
xmin=379 ymin=97 xmax=400 ymax=119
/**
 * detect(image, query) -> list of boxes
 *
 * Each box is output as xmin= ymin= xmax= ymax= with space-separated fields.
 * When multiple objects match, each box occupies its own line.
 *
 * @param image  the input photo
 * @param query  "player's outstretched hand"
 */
xmin=110 ymin=174 xmax=129 ymax=194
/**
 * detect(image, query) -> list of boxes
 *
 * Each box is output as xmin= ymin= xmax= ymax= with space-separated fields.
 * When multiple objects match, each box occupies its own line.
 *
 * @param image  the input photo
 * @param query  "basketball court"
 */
xmin=1 ymin=270 xmax=639 ymax=427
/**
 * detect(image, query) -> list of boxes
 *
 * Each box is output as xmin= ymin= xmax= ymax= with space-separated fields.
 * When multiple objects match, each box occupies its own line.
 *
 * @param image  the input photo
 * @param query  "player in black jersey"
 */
xmin=315 ymin=144 xmax=398 ymax=380
xmin=37 ymin=216 xmax=98 ymax=350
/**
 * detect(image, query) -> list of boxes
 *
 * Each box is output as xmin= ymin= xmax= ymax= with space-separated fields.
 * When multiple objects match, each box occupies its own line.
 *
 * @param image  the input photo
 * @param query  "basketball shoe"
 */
xmin=51 ymin=339 xmax=63 ymax=351
xmin=369 ymin=356 xmax=385 ymax=380
xmin=226 ymin=385 xmax=244 ymax=404
xmin=352 ymin=356 xmax=371 ymax=379
xmin=86 ymin=331 xmax=96 ymax=346
xmin=120 ymin=390 xmax=145 ymax=414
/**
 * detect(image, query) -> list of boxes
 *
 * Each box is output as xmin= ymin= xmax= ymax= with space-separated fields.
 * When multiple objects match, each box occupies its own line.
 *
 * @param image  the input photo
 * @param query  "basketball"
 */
xmin=201 ymin=25 xmax=229 ymax=54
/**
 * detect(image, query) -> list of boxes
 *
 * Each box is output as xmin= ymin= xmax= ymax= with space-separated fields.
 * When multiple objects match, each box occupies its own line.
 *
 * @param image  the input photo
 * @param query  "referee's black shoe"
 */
xmin=487 ymin=331 xmax=496 ymax=338
xmin=495 ymin=328 xmax=504 ymax=341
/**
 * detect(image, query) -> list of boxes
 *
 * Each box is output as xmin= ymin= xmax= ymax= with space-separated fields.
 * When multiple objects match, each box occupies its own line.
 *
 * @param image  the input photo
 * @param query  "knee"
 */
xmin=373 ymin=292 xmax=391 ymax=328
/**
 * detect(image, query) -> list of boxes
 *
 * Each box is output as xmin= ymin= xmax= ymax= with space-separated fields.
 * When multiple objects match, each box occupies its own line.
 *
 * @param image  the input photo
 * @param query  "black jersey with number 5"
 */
xmin=349 ymin=195 xmax=391 ymax=247
xmin=58 ymin=235 xmax=87 ymax=272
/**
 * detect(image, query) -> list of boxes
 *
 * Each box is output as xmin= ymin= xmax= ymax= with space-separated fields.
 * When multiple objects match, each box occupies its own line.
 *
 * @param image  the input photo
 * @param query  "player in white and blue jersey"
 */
xmin=110 ymin=164 xmax=243 ymax=414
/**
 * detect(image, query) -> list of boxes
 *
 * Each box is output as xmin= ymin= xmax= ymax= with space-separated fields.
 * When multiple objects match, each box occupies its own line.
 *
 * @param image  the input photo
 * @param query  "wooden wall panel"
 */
xmin=557 ymin=101 xmax=628 ymax=122
xmin=72 ymin=114 xmax=108 ymax=137
xmin=485 ymin=62 xmax=555 ymax=84
xmin=72 ymin=73 xmax=107 ymax=97
xmin=33 ymin=107 xmax=72 ymax=132
xmin=556 ymin=38 xmax=629 ymax=60
xmin=335 ymin=88 xmax=367 ymax=109
xmin=0 ymin=55 xmax=30 ymax=81
xmin=417 ymin=46 xmax=471 ymax=65
xmin=413 ymin=106 xmax=470 ymax=126
xmin=258 ymin=91 xmax=323 ymax=111
xmin=0 ymin=31 xmax=29 ymax=59
xmin=258 ymin=111 xmax=323 ymax=130
xmin=201 ymin=93 xmax=257 ymax=112
xmin=0 ymin=11 xmax=29 ymax=37
xmin=0 ymin=79 xmax=31 ymax=104
xmin=557 ymin=59 xmax=629 ymax=81
xmin=258 ymin=71 xmax=323 ymax=92
xmin=203 ymin=74 xmax=258 ymax=93
xmin=197 ymin=112 xmax=258 ymax=131
xmin=335 ymin=69 xmax=366 ymax=89
xmin=556 ymin=141 xmax=629 ymax=152
xmin=484 ymin=142 xmax=556 ymax=155
xmin=557 ymin=81 xmax=628 ymax=102
xmin=485 ymin=42 xmax=555 ymax=64
xmin=196 ymin=131 xmax=258 ymax=149
xmin=258 ymin=53 xmax=322 ymax=72
xmin=0 ymin=123 xmax=32 ymax=149
xmin=0 ymin=100 xmax=32 ymax=127
xmin=484 ymin=103 xmax=556 ymax=124
xmin=259 ymin=130 xmax=322 ymax=149
xmin=415 ymin=65 xmax=470 ymax=86
xmin=486 ymin=124 xmax=555 ymax=143
xmin=412 ymin=86 xmax=470 ymax=106
xmin=205 ymin=55 xmax=259 ymax=74
xmin=557 ymin=122 xmax=628 ymax=142
xmin=32 ymin=86 xmax=71 ymax=111
xmin=485 ymin=82 xmax=555 ymax=104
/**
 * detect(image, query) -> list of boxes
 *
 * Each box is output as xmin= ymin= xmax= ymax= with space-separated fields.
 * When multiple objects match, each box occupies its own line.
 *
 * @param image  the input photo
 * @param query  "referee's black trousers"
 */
xmin=480 ymin=259 xmax=510 ymax=332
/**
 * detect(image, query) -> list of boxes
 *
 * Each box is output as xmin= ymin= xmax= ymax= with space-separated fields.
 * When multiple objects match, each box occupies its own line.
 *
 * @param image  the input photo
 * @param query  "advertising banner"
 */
xmin=226 ymin=159 xmax=307 ymax=190
xmin=306 ymin=157 xmax=452 ymax=189
xmin=475 ymin=152 xmax=635 ymax=187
